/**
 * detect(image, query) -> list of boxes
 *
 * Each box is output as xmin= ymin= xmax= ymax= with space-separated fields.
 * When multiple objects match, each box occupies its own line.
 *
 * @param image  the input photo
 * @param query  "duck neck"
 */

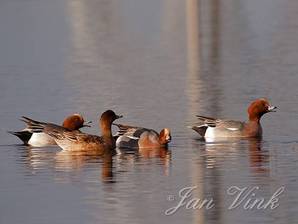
xmin=248 ymin=114 xmax=261 ymax=124
xmin=100 ymin=121 xmax=114 ymax=145
xmin=246 ymin=116 xmax=262 ymax=137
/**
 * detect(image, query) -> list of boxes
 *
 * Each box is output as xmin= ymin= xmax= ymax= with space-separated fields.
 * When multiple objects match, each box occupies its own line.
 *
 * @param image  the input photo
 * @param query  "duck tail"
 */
xmin=190 ymin=125 xmax=208 ymax=137
xmin=20 ymin=116 xmax=47 ymax=133
xmin=7 ymin=130 xmax=32 ymax=145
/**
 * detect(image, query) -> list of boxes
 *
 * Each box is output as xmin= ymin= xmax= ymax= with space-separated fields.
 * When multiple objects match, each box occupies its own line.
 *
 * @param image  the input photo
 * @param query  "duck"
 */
xmin=191 ymin=98 xmax=277 ymax=139
xmin=8 ymin=114 xmax=91 ymax=147
xmin=114 ymin=123 xmax=171 ymax=149
xmin=20 ymin=110 xmax=122 ymax=154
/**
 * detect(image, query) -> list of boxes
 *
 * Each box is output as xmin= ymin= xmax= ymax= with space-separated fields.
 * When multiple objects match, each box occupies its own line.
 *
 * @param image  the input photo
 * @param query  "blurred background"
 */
xmin=1 ymin=0 xmax=298 ymax=223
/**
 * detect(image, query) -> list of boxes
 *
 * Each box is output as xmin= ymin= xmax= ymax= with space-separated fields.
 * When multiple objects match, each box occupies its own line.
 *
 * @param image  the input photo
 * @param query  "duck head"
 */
xmin=100 ymin=110 xmax=123 ymax=130
xmin=62 ymin=114 xmax=91 ymax=130
xmin=247 ymin=98 xmax=277 ymax=122
xmin=159 ymin=128 xmax=172 ymax=145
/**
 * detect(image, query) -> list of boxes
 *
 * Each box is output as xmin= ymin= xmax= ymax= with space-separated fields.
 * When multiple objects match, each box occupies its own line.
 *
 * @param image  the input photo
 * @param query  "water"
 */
xmin=1 ymin=0 xmax=298 ymax=223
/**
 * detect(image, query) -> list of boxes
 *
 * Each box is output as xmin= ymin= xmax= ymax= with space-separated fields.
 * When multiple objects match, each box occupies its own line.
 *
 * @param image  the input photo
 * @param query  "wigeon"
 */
xmin=191 ymin=98 xmax=277 ymax=139
xmin=114 ymin=123 xmax=171 ymax=149
xmin=8 ymin=114 xmax=91 ymax=147
xmin=20 ymin=110 xmax=122 ymax=153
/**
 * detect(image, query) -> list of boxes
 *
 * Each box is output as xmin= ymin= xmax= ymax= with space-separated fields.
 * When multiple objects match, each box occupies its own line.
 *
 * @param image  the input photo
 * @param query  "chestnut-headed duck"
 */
xmin=20 ymin=110 xmax=122 ymax=154
xmin=114 ymin=123 xmax=171 ymax=149
xmin=191 ymin=98 xmax=277 ymax=139
xmin=8 ymin=114 xmax=91 ymax=147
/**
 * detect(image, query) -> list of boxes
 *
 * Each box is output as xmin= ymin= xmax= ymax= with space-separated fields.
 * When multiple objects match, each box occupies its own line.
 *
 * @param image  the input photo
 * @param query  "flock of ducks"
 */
xmin=9 ymin=98 xmax=276 ymax=154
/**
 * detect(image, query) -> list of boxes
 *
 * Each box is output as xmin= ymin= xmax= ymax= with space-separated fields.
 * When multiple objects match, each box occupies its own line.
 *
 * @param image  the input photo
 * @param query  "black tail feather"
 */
xmin=7 ymin=130 xmax=32 ymax=145
xmin=191 ymin=126 xmax=208 ymax=137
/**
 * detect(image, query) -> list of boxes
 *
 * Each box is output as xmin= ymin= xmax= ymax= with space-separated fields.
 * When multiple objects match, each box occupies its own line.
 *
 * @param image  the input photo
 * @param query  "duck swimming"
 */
xmin=191 ymin=98 xmax=277 ymax=139
xmin=8 ymin=114 xmax=90 ymax=147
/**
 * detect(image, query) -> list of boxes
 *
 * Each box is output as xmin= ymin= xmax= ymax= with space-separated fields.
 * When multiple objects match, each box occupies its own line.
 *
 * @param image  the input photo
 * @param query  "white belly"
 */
xmin=204 ymin=127 xmax=216 ymax=138
xmin=28 ymin=133 xmax=56 ymax=147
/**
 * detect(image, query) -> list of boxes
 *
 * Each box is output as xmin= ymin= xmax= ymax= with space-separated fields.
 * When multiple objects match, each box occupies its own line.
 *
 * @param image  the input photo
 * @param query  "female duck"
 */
xmin=21 ymin=110 xmax=122 ymax=153
xmin=114 ymin=123 xmax=171 ymax=149
xmin=191 ymin=98 xmax=277 ymax=139
xmin=8 ymin=114 xmax=90 ymax=147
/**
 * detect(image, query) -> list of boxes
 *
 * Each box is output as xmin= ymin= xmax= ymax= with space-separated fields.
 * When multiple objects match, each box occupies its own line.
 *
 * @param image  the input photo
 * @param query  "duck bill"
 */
xmin=116 ymin=115 xmax=123 ymax=119
xmin=268 ymin=106 xmax=277 ymax=112
xmin=83 ymin=120 xmax=92 ymax=127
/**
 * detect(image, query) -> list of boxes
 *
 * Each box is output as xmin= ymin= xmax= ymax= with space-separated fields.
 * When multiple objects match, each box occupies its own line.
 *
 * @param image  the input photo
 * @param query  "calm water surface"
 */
xmin=1 ymin=0 xmax=298 ymax=223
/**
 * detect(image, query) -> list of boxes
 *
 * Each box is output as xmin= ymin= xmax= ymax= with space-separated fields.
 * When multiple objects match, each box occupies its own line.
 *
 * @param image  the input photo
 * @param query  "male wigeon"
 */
xmin=20 ymin=110 xmax=122 ymax=153
xmin=191 ymin=98 xmax=277 ymax=139
xmin=114 ymin=123 xmax=171 ymax=149
xmin=8 ymin=114 xmax=91 ymax=147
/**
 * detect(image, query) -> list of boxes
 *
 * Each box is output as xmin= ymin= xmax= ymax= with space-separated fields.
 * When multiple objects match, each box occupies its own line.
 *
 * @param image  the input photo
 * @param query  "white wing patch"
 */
xmin=126 ymin=136 xmax=140 ymax=140
xmin=226 ymin=127 xmax=239 ymax=131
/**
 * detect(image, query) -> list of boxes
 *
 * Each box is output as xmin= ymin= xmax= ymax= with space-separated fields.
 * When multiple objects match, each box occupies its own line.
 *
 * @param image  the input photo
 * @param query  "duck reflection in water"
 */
xmin=248 ymin=138 xmax=270 ymax=174
xmin=16 ymin=144 xmax=116 ymax=182
xmin=55 ymin=150 xmax=116 ymax=182
xmin=116 ymin=148 xmax=171 ymax=177
xmin=197 ymin=138 xmax=270 ymax=174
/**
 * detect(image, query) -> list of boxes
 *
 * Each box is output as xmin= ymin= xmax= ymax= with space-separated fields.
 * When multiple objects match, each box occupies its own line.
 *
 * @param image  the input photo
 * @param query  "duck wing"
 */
xmin=192 ymin=115 xmax=244 ymax=137
xmin=113 ymin=123 xmax=144 ymax=140
xmin=60 ymin=131 xmax=104 ymax=144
